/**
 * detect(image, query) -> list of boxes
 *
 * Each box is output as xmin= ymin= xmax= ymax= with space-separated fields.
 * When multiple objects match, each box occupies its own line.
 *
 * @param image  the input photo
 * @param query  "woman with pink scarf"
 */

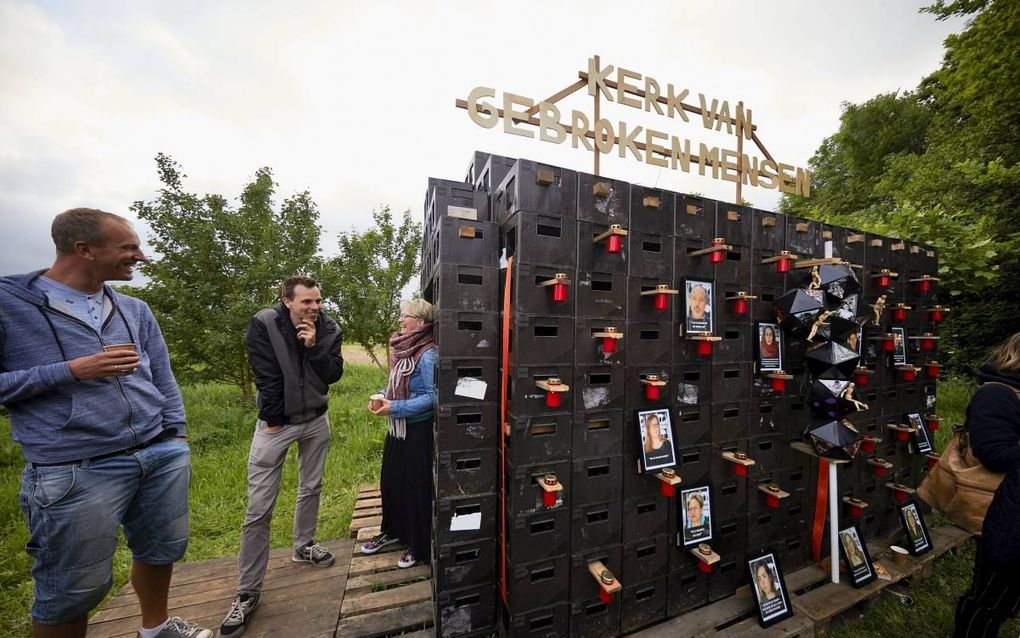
xmin=360 ymin=299 xmax=437 ymax=569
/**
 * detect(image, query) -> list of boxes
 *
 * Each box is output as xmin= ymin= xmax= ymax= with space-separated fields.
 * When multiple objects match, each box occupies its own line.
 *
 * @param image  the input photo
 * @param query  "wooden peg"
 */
xmin=592 ymin=181 xmax=611 ymax=197
xmin=536 ymin=168 xmax=555 ymax=185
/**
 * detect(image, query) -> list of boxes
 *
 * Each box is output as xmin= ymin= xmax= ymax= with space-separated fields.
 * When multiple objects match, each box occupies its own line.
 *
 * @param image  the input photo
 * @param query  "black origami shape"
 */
xmin=824 ymin=294 xmax=861 ymax=341
xmin=807 ymin=379 xmax=862 ymax=420
xmin=816 ymin=263 xmax=860 ymax=305
xmin=805 ymin=418 xmax=862 ymax=461
xmin=805 ymin=341 xmax=861 ymax=379
xmin=775 ymin=289 xmax=826 ymax=338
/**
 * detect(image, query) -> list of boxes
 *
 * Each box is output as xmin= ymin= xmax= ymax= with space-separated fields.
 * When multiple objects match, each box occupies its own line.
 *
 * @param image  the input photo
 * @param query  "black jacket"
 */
xmin=246 ymin=304 xmax=344 ymax=425
xmin=971 ymin=364 xmax=1020 ymax=564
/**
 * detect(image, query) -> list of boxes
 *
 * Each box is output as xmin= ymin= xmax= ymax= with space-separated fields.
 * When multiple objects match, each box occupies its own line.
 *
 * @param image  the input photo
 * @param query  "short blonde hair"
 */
xmin=987 ymin=331 xmax=1020 ymax=374
xmin=401 ymin=298 xmax=436 ymax=323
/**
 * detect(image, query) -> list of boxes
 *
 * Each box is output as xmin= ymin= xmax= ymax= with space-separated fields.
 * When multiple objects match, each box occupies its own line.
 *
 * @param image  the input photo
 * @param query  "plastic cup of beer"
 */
xmin=370 ymin=393 xmax=385 ymax=411
xmin=890 ymin=545 xmax=909 ymax=566
xmin=103 ymin=343 xmax=136 ymax=352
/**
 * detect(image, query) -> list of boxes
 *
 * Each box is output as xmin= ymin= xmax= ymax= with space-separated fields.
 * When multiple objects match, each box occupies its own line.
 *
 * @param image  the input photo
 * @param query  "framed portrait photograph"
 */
xmin=899 ymin=501 xmax=933 ymax=556
xmin=636 ymin=408 xmax=677 ymax=473
xmin=906 ymin=412 xmax=933 ymax=454
xmin=685 ymin=279 xmax=714 ymax=335
xmin=891 ymin=327 xmax=907 ymax=366
xmin=757 ymin=321 xmax=783 ymax=372
xmin=680 ymin=485 xmax=713 ymax=547
xmin=747 ymin=552 xmax=794 ymax=627
xmin=838 ymin=524 xmax=877 ymax=588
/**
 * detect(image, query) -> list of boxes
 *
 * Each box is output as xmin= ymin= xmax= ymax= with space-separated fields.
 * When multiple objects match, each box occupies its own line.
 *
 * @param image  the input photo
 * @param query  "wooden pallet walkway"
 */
xmin=86 ymin=538 xmax=354 ymax=637
xmin=631 ymin=522 xmax=972 ymax=637
xmin=335 ymin=484 xmax=435 ymax=638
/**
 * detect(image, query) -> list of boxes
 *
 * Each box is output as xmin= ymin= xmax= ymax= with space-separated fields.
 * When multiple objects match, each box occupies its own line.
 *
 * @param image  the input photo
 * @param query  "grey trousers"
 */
xmin=236 ymin=412 xmax=331 ymax=594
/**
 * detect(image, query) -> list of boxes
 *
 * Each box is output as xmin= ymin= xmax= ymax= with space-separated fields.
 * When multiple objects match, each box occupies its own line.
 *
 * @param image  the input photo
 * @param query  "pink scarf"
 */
xmin=385 ymin=323 xmax=434 ymax=438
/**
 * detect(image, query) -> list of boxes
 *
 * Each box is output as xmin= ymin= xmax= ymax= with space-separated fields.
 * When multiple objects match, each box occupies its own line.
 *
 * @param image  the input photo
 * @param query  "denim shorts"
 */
xmin=18 ymin=437 xmax=192 ymax=623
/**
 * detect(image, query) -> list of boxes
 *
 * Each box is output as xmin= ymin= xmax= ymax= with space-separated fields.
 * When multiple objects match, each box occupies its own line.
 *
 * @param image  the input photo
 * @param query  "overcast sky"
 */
xmin=0 ymin=1 xmax=966 ymax=277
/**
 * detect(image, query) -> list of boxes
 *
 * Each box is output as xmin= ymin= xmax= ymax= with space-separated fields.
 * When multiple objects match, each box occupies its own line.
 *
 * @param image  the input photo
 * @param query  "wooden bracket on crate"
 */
xmin=592 ymin=225 xmax=628 ymax=243
xmin=656 ymin=467 xmax=682 ymax=486
xmin=690 ymin=543 xmax=721 ymax=566
xmin=760 ymin=251 xmax=799 ymax=265
xmin=537 ymin=273 xmax=571 ymax=287
xmin=794 ymin=257 xmax=847 ymax=269
xmin=721 ymin=450 xmax=756 ymax=468
xmin=640 ymin=285 xmax=679 ymax=296
xmin=534 ymin=378 xmax=570 ymax=393
xmin=588 ymin=561 xmax=622 ymax=593
xmin=689 ymin=241 xmax=731 ymax=257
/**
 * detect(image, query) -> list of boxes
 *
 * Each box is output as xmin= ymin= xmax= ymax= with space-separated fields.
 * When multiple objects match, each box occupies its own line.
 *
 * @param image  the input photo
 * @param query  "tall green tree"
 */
xmin=322 ymin=207 xmax=421 ymax=368
xmin=131 ymin=153 xmax=322 ymax=399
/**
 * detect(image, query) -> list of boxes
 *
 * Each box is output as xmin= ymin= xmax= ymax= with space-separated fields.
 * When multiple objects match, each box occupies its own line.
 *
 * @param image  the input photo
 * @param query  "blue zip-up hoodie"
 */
xmin=0 ymin=270 xmax=186 ymax=464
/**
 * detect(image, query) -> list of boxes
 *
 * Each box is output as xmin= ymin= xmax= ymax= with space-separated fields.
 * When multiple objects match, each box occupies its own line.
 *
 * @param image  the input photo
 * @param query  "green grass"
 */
xmin=0 ymin=363 xmax=387 ymax=637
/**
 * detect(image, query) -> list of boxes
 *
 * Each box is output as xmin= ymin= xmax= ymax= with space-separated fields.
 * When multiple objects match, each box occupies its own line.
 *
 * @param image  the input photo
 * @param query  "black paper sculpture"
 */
xmin=805 ymin=341 xmax=861 ymax=379
xmin=815 ymin=264 xmax=861 ymax=305
xmin=805 ymin=418 xmax=862 ymax=461
xmin=807 ymin=379 xmax=865 ymax=420
xmin=775 ymin=289 xmax=826 ymax=337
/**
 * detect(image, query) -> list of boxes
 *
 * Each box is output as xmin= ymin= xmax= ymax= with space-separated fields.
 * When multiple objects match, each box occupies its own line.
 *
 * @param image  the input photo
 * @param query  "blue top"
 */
xmin=34 ymin=275 xmax=108 ymax=333
xmin=0 ymin=270 xmax=186 ymax=464
xmin=389 ymin=347 xmax=437 ymax=422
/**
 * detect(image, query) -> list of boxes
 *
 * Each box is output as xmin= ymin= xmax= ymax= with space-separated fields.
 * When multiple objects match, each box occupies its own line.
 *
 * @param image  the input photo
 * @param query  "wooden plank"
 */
xmin=348 ymin=515 xmax=383 ymax=538
xmin=356 ymin=525 xmax=382 ymax=542
xmin=341 ymin=579 xmax=432 ymax=617
xmin=358 ymin=483 xmax=378 ymax=493
xmin=354 ymin=497 xmax=382 ymax=509
xmin=345 ymin=566 xmax=431 ymax=596
xmin=792 ymin=560 xmax=896 ymax=622
xmin=336 ymin=599 xmax=433 ymax=638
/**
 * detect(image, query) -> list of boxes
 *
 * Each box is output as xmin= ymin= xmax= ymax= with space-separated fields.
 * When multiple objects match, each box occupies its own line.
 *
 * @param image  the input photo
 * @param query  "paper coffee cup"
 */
xmin=890 ymin=545 xmax=909 ymax=566
xmin=370 ymin=393 xmax=385 ymax=411
xmin=104 ymin=343 xmax=137 ymax=352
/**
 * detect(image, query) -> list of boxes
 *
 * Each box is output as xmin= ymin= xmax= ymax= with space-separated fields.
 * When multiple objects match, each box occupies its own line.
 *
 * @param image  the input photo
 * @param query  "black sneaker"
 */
xmin=141 ymin=616 xmax=214 ymax=638
xmin=219 ymin=592 xmax=259 ymax=637
xmin=293 ymin=541 xmax=334 ymax=567
xmin=360 ymin=532 xmax=398 ymax=555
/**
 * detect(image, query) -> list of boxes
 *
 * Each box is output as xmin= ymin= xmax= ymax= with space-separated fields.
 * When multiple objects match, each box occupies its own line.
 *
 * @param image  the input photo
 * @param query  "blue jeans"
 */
xmin=18 ymin=437 xmax=192 ymax=623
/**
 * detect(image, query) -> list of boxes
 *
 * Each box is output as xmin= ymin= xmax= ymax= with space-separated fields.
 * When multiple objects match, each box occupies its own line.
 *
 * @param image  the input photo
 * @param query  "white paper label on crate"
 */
xmin=824 ymin=240 xmax=833 ymax=258
xmin=450 ymin=511 xmax=482 ymax=531
xmin=455 ymin=377 xmax=487 ymax=400
xmin=446 ymin=205 xmax=478 ymax=220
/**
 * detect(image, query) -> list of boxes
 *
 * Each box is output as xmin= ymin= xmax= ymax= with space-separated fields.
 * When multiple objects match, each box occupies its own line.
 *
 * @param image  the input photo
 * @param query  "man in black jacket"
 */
xmin=220 ymin=275 xmax=344 ymax=637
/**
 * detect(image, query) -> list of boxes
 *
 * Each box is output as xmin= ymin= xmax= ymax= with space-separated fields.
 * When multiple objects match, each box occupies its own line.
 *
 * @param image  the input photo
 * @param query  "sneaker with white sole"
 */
xmin=293 ymin=541 xmax=334 ymax=567
xmin=360 ymin=532 xmax=398 ymax=555
xmin=140 ymin=616 xmax=213 ymax=638
xmin=219 ymin=592 xmax=260 ymax=637
xmin=397 ymin=549 xmax=417 ymax=569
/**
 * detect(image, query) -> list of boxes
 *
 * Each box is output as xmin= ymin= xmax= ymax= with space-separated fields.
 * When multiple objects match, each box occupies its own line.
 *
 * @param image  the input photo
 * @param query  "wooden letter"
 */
xmin=778 ymin=162 xmax=797 ymax=194
xmin=698 ymin=94 xmax=718 ymax=129
xmin=671 ymin=136 xmax=692 ymax=173
xmin=539 ymin=101 xmax=566 ymax=144
xmin=617 ymin=66 xmax=642 ymax=109
xmin=571 ymin=110 xmax=593 ymax=151
xmin=587 ymin=57 xmax=615 ymax=100
xmin=758 ymin=159 xmax=778 ymax=189
xmin=741 ymin=155 xmax=760 ymax=187
xmin=467 ymin=86 xmax=498 ymax=129
xmin=667 ymin=84 xmax=690 ymax=121
xmin=645 ymin=128 xmax=668 ymax=167
xmin=594 ymin=118 xmax=616 ymax=154
xmin=698 ymin=143 xmax=720 ymax=178
xmin=503 ymin=92 xmax=535 ymax=138
xmin=796 ymin=167 xmax=812 ymax=198
xmin=719 ymin=149 xmax=740 ymax=183
xmin=735 ymin=102 xmax=754 ymax=139
xmin=714 ymin=100 xmax=733 ymax=134
xmin=645 ymin=77 xmax=664 ymax=115
xmin=617 ymin=122 xmax=643 ymax=160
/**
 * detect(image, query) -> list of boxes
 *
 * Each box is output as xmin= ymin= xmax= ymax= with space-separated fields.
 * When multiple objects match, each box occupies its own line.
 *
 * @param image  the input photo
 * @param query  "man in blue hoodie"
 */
xmin=0 ymin=209 xmax=211 ymax=638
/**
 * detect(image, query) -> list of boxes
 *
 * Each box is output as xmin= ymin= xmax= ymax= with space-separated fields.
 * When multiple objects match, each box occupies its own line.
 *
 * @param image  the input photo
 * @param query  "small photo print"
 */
xmin=638 ymin=408 xmax=677 ymax=472
xmin=907 ymin=412 xmax=933 ymax=454
xmin=685 ymin=279 xmax=714 ymax=335
xmin=758 ymin=322 xmax=783 ymax=372
xmin=900 ymin=501 xmax=932 ymax=555
xmin=680 ymin=485 xmax=712 ymax=546
xmin=846 ymin=327 xmax=862 ymax=355
xmin=748 ymin=553 xmax=794 ymax=627
xmin=891 ymin=327 xmax=907 ymax=366
xmin=838 ymin=524 xmax=876 ymax=588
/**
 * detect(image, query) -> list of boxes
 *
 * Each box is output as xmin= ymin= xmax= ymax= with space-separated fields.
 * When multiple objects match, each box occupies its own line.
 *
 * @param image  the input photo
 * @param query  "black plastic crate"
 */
xmin=435 ymin=447 xmax=498 ymax=498
xmin=569 ymin=596 xmax=621 ymax=638
xmin=623 ymin=495 xmax=670 ymax=540
xmin=571 ymin=455 xmax=624 ymax=506
xmin=751 ymin=208 xmax=786 ymax=253
xmin=471 ymin=152 xmax=516 ymax=193
xmin=676 ymin=444 xmax=711 ymax=485
xmin=710 ymin=514 xmax=748 ymax=559
xmin=505 ymin=459 xmax=572 ymax=517
xmin=622 ymin=536 xmax=669 ymax=585
xmin=436 ymin=310 xmax=500 ymax=358
xmin=510 ymin=314 xmax=575 ymax=365
xmin=630 ymin=186 xmax=674 ymax=235
xmin=672 ymin=362 xmax=712 ymax=406
xmin=747 ymin=433 xmax=784 ymax=477
xmin=623 ymin=364 xmax=672 ymax=412
xmin=748 ymin=399 xmax=782 ymax=437
xmin=748 ymin=284 xmax=782 ymax=322
xmin=674 ymin=236 xmax=717 ymax=281
xmin=627 ymin=277 xmax=680 ymax=323
xmin=571 ymin=499 xmax=624 ymax=552
xmin=675 ymin=194 xmax=715 ymax=239
xmin=435 ymin=583 xmax=496 ymax=638
xmin=715 ymin=203 xmax=752 ymax=247
xmin=620 ymin=575 xmax=668 ymax=633
xmin=507 ymin=364 xmax=574 ymax=416
xmin=428 ymin=178 xmax=490 ymax=223
xmin=674 ymin=404 xmax=711 ymax=447
xmin=435 ymin=493 xmax=497 ymax=546
xmin=625 ymin=321 xmax=673 ymax=366
xmin=429 ymin=264 xmax=500 ymax=312
xmin=622 ymin=458 xmax=667 ymax=501
xmin=493 ymin=159 xmax=578 ymax=223
xmin=713 ymin=323 xmax=750 ymax=363
xmin=710 ymin=401 xmax=749 ymax=442
xmin=713 ymin=476 xmax=748 ymax=515
xmin=785 ymin=215 xmax=819 ymax=255
xmin=436 ymin=403 xmax=499 ymax=451
xmin=573 ymin=365 xmax=626 ymax=413
xmin=504 ymin=262 xmax=576 ymax=316
xmin=575 ymin=270 xmax=627 ymax=318
xmin=434 ymin=538 xmax=496 ymax=591
xmin=438 ymin=357 xmax=499 ymax=405
xmin=572 ymin=409 xmax=625 ymax=459
xmin=750 ymin=247 xmax=789 ymax=291
xmin=707 ymin=552 xmax=745 ymax=602
xmin=501 ymin=212 xmax=577 ymax=269
xmin=506 ymin=506 xmax=571 ymax=564
xmin=628 ymin=230 xmax=675 ymax=280
xmin=667 ymin=567 xmax=708 ymax=615
xmin=505 ymin=412 xmax=572 ymax=465
xmin=717 ymin=282 xmax=756 ymax=326
xmin=501 ymin=602 xmax=570 ymax=638
xmin=433 ymin=217 xmax=499 ymax=267
xmin=577 ymin=221 xmax=629 ymax=275
xmin=506 ymin=554 xmax=570 ymax=612
xmin=575 ymin=317 xmax=628 ymax=366
xmin=577 ymin=172 xmax=631 ymax=225
xmin=710 ymin=362 xmax=752 ymax=404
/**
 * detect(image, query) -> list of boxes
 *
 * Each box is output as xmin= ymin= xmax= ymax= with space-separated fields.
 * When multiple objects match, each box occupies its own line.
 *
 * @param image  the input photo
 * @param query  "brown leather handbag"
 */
xmin=917 ymin=382 xmax=1017 ymax=535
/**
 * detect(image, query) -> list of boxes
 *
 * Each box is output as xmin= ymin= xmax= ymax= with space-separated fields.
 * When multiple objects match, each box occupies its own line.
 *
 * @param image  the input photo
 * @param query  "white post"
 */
xmin=828 ymin=461 xmax=839 ymax=584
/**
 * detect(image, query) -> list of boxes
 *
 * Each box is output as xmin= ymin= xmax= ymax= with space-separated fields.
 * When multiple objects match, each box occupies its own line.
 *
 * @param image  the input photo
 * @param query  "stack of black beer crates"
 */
xmin=421 ymin=151 xmax=940 ymax=638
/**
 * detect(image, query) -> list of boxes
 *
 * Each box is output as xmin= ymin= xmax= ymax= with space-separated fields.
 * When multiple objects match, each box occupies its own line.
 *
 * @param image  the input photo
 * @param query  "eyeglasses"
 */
xmin=399 ymin=313 xmax=420 ymax=320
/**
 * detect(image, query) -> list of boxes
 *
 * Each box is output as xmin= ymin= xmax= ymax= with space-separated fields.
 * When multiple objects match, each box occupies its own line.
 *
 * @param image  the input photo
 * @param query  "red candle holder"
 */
xmin=926 ymin=362 xmax=941 ymax=379
xmin=928 ymin=305 xmax=948 ymax=323
xmin=925 ymin=414 xmax=941 ymax=431
xmin=552 ymin=282 xmax=568 ymax=302
xmin=849 ymin=504 xmax=864 ymax=518
xmin=854 ymin=368 xmax=871 ymax=386
xmin=895 ymin=428 xmax=910 ymax=442
xmin=545 ymin=391 xmax=561 ymax=408
xmin=536 ymin=378 xmax=569 ymax=408
xmin=893 ymin=490 xmax=910 ymax=504
xmin=726 ymin=450 xmax=753 ymax=476
xmin=845 ymin=498 xmax=866 ymax=519
xmin=710 ymin=238 xmax=726 ymax=264
xmin=542 ymin=273 xmax=571 ymax=303
xmin=777 ymin=251 xmax=793 ymax=273
xmin=598 ymin=588 xmax=613 ymax=605
xmin=920 ymin=335 xmax=936 ymax=351
xmin=892 ymin=305 xmax=910 ymax=322
xmin=698 ymin=340 xmax=712 ymax=356
xmin=917 ymin=276 xmax=934 ymax=293
xmin=658 ymin=468 xmax=679 ymax=498
xmin=645 ymin=384 xmax=661 ymax=400
xmin=862 ymin=437 xmax=879 ymax=454
xmin=900 ymin=367 xmax=917 ymax=382
xmin=594 ymin=327 xmax=622 ymax=355
xmin=694 ymin=544 xmax=716 ymax=573
xmin=654 ymin=292 xmax=669 ymax=310
xmin=728 ymin=291 xmax=756 ymax=316
xmin=698 ymin=560 xmax=714 ymax=574
xmin=592 ymin=225 xmax=628 ymax=257
xmin=607 ymin=233 xmax=623 ymax=254
xmin=602 ymin=337 xmax=617 ymax=354
xmin=765 ymin=486 xmax=781 ymax=509
xmin=873 ymin=270 xmax=892 ymax=288
xmin=641 ymin=373 xmax=667 ymax=401
xmin=871 ymin=461 xmax=889 ymax=477
xmin=771 ymin=377 xmax=786 ymax=393
xmin=881 ymin=336 xmax=896 ymax=352
xmin=660 ymin=481 xmax=675 ymax=498
xmin=540 ymin=474 xmax=561 ymax=507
